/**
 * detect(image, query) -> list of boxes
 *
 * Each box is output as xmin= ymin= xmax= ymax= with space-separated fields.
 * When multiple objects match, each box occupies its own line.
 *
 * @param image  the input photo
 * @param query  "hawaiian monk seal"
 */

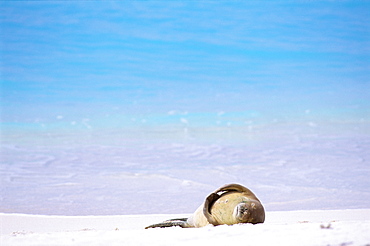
xmin=145 ymin=184 xmax=265 ymax=228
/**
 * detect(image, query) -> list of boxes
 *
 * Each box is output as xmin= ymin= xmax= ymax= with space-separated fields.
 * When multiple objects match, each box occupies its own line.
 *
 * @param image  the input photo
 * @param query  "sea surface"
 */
xmin=1 ymin=119 xmax=369 ymax=215
xmin=1 ymin=1 xmax=369 ymax=216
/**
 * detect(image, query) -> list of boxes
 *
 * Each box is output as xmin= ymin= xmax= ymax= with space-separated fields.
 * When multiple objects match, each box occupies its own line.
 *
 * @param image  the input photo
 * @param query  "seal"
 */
xmin=145 ymin=184 xmax=265 ymax=229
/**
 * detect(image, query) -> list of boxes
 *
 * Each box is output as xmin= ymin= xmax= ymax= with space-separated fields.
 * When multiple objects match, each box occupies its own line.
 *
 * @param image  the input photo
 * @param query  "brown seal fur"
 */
xmin=145 ymin=184 xmax=265 ymax=228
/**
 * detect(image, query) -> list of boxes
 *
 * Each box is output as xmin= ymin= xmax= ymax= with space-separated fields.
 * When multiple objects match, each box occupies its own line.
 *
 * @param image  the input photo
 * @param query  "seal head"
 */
xmin=233 ymin=199 xmax=265 ymax=224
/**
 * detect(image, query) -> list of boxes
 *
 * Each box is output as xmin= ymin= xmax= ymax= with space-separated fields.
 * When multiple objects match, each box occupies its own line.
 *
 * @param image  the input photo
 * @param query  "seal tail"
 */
xmin=145 ymin=218 xmax=190 ymax=229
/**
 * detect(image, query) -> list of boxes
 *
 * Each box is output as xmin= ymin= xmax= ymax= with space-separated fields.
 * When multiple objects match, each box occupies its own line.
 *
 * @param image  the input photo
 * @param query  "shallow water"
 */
xmin=1 ymin=122 xmax=369 ymax=215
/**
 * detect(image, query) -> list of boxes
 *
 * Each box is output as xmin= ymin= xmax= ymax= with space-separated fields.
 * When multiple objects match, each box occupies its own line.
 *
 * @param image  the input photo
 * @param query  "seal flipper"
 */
xmin=145 ymin=218 xmax=190 ymax=229
xmin=214 ymin=184 xmax=260 ymax=202
xmin=203 ymin=192 xmax=220 ymax=226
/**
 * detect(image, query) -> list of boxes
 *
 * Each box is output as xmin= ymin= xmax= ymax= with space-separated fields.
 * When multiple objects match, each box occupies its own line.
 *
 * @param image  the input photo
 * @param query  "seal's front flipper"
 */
xmin=145 ymin=218 xmax=190 ymax=229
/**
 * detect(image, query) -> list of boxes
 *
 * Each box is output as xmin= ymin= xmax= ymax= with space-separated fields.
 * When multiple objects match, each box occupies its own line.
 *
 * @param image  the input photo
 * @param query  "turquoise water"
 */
xmin=2 ymin=2 xmax=369 ymax=135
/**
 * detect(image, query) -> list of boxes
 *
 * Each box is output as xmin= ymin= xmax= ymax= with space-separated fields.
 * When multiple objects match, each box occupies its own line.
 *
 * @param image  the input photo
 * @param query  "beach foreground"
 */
xmin=1 ymin=209 xmax=370 ymax=246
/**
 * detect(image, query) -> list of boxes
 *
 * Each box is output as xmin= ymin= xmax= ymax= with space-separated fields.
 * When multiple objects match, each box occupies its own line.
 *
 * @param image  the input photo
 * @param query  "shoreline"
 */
xmin=2 ymin=209 xmax=370 ymax=246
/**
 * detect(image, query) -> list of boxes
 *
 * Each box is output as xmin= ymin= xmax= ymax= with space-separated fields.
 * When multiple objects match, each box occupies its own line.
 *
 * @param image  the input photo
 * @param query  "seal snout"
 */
xmin=234 ymin=202 xmax=251 ymax=222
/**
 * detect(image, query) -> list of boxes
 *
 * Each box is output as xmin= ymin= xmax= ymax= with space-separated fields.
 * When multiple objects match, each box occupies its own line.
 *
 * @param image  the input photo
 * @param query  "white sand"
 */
xmin=1 ymin=209 xmax=370 ymax=246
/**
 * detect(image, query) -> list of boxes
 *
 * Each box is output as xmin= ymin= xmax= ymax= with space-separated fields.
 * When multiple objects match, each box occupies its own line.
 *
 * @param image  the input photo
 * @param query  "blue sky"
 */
xmin=1 ymin=1 xmax=369 ymax=134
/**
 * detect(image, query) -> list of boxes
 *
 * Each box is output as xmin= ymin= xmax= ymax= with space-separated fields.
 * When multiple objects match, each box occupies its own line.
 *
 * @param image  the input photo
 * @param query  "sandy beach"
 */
xmin=1 ymin=209 xmax=370 ymax=246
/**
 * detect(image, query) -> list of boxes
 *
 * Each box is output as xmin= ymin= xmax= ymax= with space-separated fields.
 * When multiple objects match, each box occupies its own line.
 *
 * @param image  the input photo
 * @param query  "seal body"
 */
xmin=145 ymin=184 xmax=265 ymax=229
